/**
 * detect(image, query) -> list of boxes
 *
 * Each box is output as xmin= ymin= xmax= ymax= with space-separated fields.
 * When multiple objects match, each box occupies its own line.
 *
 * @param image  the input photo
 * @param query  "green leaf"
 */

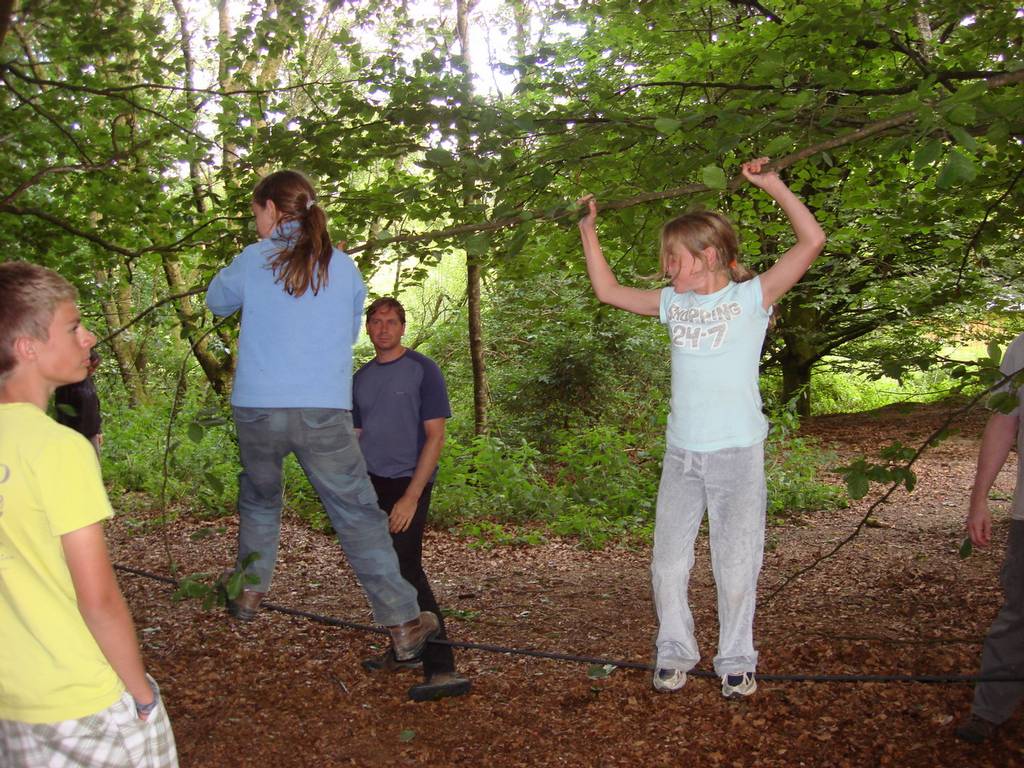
xmin=701 ymin=165 xmax=727 ymax=190
xmin=530 ymin=167 xmax=554 ymax=189
xmin=206 ymin=473 xmax=225 ymax=496
xmin=398 ymin=729 xmax=416 ymax=743
xmin=987 ymin=391 xmax=1018 ymax=414
xmin=187 ymin=422 xmax=205 ymax=443
xmin=512 ymin=115 xmax=535 ymax=132
xmin=847 ymin=472 xmax=870 ymax=500
xmin=987 ymin=340 xmax=1002 ymax=362
xmin=464 ymin=233 xmax=491 ymax=257
xmin=935 ymin=150 xmax=977 ymax=189
xmin=653 ymin=117 xmax=681 ymax=135
xmin=424 ymin=148 xmax=454 ymax=167
xmin=958 ymin=537 xmax=973 ymax=559
xmin=944 ymin=102 xmax=975 ymax=126
xmin=763 ymin=134 xmax=793 ymax=157
xmin=986 ymin=120 xmax=1010 ymax=145
xmin=912 ymin=140 xmax=943 ymax=169
xmin=586 ymin=663 xmax=616 ymax=679
xmin=948 ymin=126 xmax=977 ymax=153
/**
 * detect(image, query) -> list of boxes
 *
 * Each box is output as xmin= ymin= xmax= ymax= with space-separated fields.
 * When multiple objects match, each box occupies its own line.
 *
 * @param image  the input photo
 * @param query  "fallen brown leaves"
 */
xmin=109 ymin=402 xmax=1022 ymax=767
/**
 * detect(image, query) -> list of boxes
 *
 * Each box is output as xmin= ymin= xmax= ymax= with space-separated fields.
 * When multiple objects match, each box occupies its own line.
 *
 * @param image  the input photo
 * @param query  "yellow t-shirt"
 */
xmin=0 ymin=402 xmax=123 ymax=723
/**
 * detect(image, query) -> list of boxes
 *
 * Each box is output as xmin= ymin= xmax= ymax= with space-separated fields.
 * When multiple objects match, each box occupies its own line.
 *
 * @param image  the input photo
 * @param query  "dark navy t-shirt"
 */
xmin=352 ymin=349 xmax=450 ymax=479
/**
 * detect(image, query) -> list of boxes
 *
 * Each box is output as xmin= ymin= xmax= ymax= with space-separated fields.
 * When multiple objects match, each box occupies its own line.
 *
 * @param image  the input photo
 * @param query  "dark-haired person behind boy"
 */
xmin=54 ymin=347 xmax=103 ymax=455
xmin=0 ymin=261 xmax=177 ymax=767
xmin=353 ymin=297 xmax=471 ymax=702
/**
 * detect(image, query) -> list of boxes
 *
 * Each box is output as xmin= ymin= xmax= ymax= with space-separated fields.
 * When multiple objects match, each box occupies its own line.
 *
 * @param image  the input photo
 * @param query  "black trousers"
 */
xmin=370 ymin=474 xmax=455 ymax=676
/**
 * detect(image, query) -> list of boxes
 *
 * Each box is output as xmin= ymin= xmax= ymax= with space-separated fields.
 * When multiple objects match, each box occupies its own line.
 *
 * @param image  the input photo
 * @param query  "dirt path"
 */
xmin=110 ymin=402 xmax=1022 ymax=767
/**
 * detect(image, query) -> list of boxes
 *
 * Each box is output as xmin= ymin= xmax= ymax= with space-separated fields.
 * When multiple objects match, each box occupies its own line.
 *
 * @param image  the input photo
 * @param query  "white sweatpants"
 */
xmin=651 ymin=442 xmax=766 ymax=677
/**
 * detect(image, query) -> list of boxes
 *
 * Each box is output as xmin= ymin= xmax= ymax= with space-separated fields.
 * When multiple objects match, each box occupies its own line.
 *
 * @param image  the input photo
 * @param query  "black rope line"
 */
xmin=114 ymin=564 xmax=1024 ymax=685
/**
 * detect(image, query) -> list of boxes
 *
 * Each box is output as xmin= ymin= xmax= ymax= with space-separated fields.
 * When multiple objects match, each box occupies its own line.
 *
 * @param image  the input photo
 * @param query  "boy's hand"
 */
xmin=741 ymin=157 xmax=783 ymax=190
xmin=577 ymin=194 xmax=598 ymax=229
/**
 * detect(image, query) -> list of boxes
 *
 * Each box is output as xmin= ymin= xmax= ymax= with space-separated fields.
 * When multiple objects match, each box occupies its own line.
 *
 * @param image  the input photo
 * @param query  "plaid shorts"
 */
xmin=0 ymin=676 xmax=178 ymax=768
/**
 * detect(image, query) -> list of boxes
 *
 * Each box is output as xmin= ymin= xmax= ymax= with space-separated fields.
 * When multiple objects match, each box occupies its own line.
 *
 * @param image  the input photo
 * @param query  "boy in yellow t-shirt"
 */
xmin=0 ymin=262 xmax=178 ymax=768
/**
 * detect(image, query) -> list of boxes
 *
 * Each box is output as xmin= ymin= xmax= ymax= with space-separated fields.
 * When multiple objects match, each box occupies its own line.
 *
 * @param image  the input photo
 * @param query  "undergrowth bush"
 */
xmin=433 ymin=408 xmax=845 ymax=549
xmin=101 ymin=386 xmax=327 ymax=529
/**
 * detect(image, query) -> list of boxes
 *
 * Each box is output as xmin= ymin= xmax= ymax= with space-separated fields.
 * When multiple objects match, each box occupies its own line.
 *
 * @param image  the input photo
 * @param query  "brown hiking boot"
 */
xmin=408 ymin=672 xmax=471 ymax=702
xmin=955 ymin=714 xmax=998 ymax=744
xmin=217 ymin=569 xmax=264 ymax=621
xmin=227 ymin=589 xmax=264 ymax=621
xmin=361 ymin=648 xmax=422 ymax=674
xmin=388 ymin=611 xmax=440 ymax=661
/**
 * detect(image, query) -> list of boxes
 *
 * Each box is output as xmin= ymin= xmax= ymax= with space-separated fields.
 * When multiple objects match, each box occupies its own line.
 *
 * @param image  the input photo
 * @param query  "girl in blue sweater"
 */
xmin=207 ymin=170 xmax=437 ymax=659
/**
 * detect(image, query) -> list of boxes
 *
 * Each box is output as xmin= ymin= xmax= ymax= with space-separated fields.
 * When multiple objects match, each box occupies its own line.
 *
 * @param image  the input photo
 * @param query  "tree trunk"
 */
xmin=161 ymin=255 xmax=234 ymax=395
xmin=0 ymin=0 xmax=14 ymax=48
xmin=779 ymin=355 xmax=813 ymax=418
xmin=168 ymin=0 xmax=234 ymax=396
xmin=456 ymin=0 xmax=489 ymax=435
xmin=774 ymin=303 xmax=822 ymax=418
xmin=95 ymin=267 xmax=148 ymax=406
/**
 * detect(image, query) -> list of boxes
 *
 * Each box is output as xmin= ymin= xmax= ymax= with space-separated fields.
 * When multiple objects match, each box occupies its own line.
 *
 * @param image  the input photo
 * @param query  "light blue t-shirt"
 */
xmin=659 ymin=278 xmax=770 ymax=452
xmin=206 ymin=221 xmax=365 ymax=409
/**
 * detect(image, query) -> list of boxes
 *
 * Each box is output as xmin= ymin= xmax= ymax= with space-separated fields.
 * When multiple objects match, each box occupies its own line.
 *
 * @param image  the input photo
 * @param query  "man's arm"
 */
xmin=388 ymin=417 xmax=445 ymax=533
xmin=62 ymin=523 xmax=155 ymax=716
xmin=967 ymin=411 xmax=1018 ymax=547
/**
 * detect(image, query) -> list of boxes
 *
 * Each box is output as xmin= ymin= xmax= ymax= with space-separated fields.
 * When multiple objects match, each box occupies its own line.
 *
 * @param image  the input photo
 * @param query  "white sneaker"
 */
xmin=652 ymin=667 xmax=687 ymax=692
xmin=721 ymin=672 xmax=757 ymax=699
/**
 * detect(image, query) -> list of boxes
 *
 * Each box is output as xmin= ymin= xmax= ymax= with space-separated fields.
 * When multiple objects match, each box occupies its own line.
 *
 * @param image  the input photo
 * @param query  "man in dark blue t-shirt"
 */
xmin=353 ymin=297 xmax=470 ymax=702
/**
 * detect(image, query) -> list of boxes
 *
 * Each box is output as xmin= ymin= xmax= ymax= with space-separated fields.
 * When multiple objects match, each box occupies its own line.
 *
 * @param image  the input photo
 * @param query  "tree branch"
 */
xmin=763 ymin=364 xmax=1024 ymax=604
xmin=726 ymin=0 xmax=783 ymax=24
xmin=0 ymin=161 xmax=121 ymax=207
xmin=2 ymin=63 xmax=230 ymax=155
xmin=2 ymin=61 xmax=366 ymax=99
xmin=618 ymin=69 xmax=1008 ymax=98
xmin=100 ymin=287 xmax=209 ymax=344
xmin=345 ymin=68 xmax=1023 ymax=255
xmin=956 ymin=165 xmax=1024 ymax=286
xmin=0 ymin=203 xmax=239 ymax=261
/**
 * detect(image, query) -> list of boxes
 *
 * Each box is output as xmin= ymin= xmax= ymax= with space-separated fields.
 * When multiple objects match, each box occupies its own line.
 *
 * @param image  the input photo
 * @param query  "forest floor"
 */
xmin=109 ymin=400 xmax=1023 ymax=768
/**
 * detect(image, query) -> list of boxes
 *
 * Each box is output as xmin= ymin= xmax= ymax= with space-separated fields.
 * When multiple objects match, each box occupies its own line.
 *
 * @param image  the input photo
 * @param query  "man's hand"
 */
xmin=966 ymin=500 xmax=993 ymax=548
xmin=389 ymin=495 xmax=418 ymax=533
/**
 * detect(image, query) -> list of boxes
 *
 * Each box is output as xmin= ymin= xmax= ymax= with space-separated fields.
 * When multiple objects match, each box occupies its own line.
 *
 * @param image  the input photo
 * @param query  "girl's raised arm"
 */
xmin=578 ymin=195 xmax=661 ymax=317
xmin=743 ymin=158 xmax=826 ymax=308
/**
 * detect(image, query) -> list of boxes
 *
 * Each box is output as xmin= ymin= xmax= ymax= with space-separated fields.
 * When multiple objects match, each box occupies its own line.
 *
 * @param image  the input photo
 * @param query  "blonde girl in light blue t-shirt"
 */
xmin=578 ymin=157 xmax=825 ymax=699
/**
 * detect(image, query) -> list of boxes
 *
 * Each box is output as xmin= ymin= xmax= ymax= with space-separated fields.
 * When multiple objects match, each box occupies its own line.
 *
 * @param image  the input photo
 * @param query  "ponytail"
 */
xmin=253 ymin=170 xmax=333 ymax=297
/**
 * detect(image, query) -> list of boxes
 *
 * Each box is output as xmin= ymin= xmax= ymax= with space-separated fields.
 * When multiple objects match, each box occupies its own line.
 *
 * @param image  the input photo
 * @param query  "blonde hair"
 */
xmin=658 ymin=210 xmax=775 ymax=327
xmin=0 ymin=261 xmax=77 ymax=382
xmin=253 ymin=170 xmax=333 ymax=297
xmin=658 ymin=210 xmax=754 ymax=283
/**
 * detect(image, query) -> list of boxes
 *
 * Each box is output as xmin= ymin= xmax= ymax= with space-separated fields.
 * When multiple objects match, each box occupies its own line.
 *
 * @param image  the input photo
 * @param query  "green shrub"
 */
xmin=101 ymin=391 xmax=237 ymax=518
xmin=764 ymin=404 xmax=847 ymax=521
xmin=432 ymin=435 xmax=558 ymax=525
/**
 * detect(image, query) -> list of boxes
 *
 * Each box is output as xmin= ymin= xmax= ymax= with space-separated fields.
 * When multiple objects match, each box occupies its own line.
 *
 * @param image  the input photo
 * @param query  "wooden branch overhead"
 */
xmin=346 ymin=68 xmax=1024 ymax=254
